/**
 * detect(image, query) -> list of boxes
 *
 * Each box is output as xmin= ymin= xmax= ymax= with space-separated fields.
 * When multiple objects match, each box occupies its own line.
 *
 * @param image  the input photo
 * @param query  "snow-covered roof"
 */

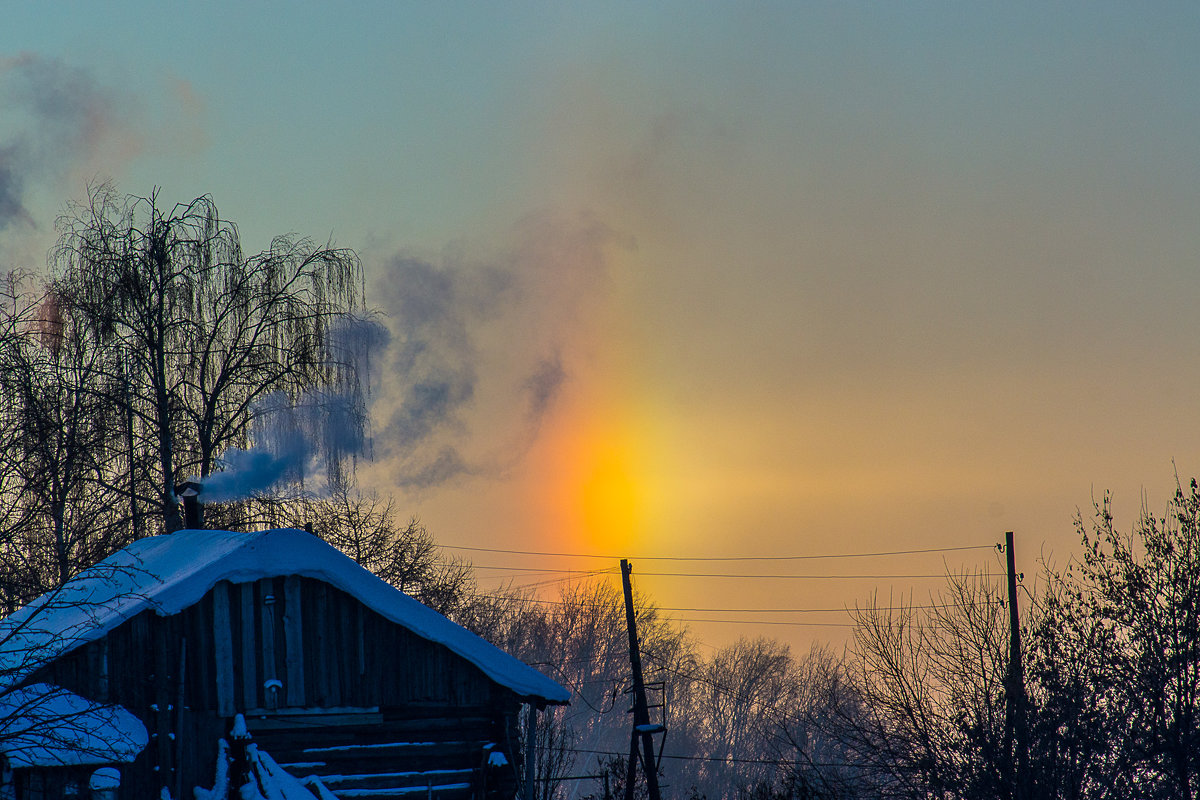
xmin=0 ymin=683 xmax=147 ymax=768
xmin=0 ymin=529 xmax=569 ymax=705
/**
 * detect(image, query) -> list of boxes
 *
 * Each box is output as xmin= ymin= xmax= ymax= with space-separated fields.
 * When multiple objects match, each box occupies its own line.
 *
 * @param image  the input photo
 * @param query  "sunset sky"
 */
xmin=4 ymin=3 xmax=1200 ymax=650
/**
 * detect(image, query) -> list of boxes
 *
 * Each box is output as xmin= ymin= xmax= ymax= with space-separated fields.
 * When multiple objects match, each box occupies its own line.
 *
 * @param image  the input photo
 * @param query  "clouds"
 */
xmin=0 ymin=54 xmax=134 ymax=235
xmin=373 ymin=210 xmax=630 ymax=491
xmin=0 ymin=53 xmax=210 ymax=268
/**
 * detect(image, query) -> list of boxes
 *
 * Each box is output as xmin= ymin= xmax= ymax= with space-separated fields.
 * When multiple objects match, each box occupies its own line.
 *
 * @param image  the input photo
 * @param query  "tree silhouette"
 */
xmin=51 ymin=184 xmax=369 ymax=533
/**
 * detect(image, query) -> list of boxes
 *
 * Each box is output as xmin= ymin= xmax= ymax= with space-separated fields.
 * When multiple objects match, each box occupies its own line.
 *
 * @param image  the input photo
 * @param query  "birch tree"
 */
xmin=51 ymin=184 xmax=369 ymax=533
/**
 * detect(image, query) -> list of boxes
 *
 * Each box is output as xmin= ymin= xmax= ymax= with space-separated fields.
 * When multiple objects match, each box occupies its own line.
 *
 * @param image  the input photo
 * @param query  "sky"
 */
xmin=3 ymin=3 xmax=1200 ymax=652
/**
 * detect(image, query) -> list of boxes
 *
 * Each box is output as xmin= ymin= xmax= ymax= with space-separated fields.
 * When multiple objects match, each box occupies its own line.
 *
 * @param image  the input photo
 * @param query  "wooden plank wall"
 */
xmin=283 ymin=576 xmax=305 ymax=706
xmin=238 ymin=582 xmax=257 ymax=711
xmin=33 ymin=576 xmax=504 ymax=715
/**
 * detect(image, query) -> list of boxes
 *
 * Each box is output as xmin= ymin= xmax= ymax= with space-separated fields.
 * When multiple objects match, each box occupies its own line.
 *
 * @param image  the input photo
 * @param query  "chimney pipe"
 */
xmin=176 ymin=481 xmax=204 ymax=530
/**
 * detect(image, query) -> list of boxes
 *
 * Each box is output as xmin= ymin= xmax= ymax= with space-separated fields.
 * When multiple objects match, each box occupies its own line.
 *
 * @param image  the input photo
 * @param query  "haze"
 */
xmin=4 ymin=3 xmax=1199 ymax=650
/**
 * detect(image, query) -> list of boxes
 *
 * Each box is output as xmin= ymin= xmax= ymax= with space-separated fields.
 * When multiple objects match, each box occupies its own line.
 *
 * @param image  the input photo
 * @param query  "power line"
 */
xmin=464 ymin=563 xmax=953 ymax=579
xmin=466 ymin=565 xmax=616 ymax=574
xmin=631 ymin=571 xmax=953 ymax=579
xmin=639 ymin=649 xmax=802 ymax=727
xmin=479 ymin=568 xmax=617 ymax=591
xmin=528 ymin=661 xmax=622 ymax=671
xmin=541 ymin=649 xmax=845 ymax=776
xmin=540 ymin=745 xmax=859 ymax=769
xmin=672 ymin=618 xmax=855 ymax=627
xmin=443 ymin=543 xmax=993 ymax=561
xmin=474 ymin=594 xmax=977 ymax=614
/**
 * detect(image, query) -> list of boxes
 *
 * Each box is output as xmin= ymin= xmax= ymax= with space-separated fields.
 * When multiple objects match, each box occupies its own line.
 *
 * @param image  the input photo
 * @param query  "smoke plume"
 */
xmin=523 ymin=353 xmax=567 ymax=426
xmin=0 ymin=54 xmax=130 ymax=234
xmin=375 ymin=210 xmax=630 ymax=490
xmin=201 ymin=389 xmax=368 ymax=503
xmin=375 ymin=254 xmax=496 ymax=487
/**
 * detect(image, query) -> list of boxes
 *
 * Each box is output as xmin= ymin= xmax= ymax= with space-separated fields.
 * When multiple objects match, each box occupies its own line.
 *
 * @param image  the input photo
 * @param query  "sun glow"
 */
xmin=576 ymin=435 xmax=642 ymax=553
xmin=531 ymin=403 xmax=648 ymax=556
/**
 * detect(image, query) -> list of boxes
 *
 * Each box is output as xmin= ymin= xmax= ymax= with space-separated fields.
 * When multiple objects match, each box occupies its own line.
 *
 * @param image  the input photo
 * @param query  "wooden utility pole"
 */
xmin=620 ymin=559 xmax=662 ymax=800
xmin=1003 ymin=531 xmax=1030 ymax=800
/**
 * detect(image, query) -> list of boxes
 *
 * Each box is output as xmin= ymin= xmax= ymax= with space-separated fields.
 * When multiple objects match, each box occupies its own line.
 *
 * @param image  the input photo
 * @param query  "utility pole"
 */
xmin=620 ymin=559 xmax=662 ymax=800
xmin=1003 ymin=531 xmax=1029 ymax=800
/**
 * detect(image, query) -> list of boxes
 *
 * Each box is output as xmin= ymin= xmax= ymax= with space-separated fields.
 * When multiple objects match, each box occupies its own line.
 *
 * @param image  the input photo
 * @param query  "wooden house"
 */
xmin=0 ymin=528 xmax=569 ymax=800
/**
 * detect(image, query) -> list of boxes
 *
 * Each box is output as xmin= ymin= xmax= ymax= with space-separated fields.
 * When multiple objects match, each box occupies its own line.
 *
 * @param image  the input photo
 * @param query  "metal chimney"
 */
xmin=175 ymin=480 xmax=204 ymax=530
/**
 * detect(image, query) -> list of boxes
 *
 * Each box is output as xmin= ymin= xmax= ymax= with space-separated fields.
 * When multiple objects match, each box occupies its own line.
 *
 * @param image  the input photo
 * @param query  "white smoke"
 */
xmin=200 ymin=389 xmax=366 ymax=503
xmin=199 ymin=314 xmax=388 ymax=502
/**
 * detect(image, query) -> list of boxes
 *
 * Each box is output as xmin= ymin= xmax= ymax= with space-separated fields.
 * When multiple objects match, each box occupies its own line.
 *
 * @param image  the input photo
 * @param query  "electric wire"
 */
xmin=539 ymin=745 xmax=861 ymax=770
xmin=618 ymin=570 xmax=953 ymax=579
xmin=467 ymin=565 xmax=616 ymax=574
xmin=490 ymin=568 xmax=617 ymax=592
xmin=443 ymin=543 xmax=994 ymax=561
xmin=474 ymin=594 xmax=979 ymax=614
xmin=461 ymin=563 xmax=954 ymax=579
xmin=672 ymin=618 xmax=856 ymax=627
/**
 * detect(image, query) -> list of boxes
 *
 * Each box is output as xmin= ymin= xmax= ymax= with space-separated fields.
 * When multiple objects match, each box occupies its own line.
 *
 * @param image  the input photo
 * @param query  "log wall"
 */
xmin=37 ymin=578 xmax=504 ymax=714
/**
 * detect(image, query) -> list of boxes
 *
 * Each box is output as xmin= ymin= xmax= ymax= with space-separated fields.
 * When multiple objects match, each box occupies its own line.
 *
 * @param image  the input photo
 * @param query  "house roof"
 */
xmin=0 ymin=683 xmax=148 ymax=768
xmin=0 ymin=529 xmax=569 ymax=705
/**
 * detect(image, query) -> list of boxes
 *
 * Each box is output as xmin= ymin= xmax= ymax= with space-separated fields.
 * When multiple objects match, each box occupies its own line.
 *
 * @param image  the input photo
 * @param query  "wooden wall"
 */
xmin=37 ymin=577 xmax=505 ymax=714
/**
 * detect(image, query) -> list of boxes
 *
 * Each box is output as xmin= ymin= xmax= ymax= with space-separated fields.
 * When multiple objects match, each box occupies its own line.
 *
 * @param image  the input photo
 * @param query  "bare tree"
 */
xmin=526 ymin=705 xmax=578 ymax=800
xmin=254 ymin=477 xmax=475 ymax=616
xmin=0 ymin=274 xmax=130 ymax=604
xmin=0 ymin=557 xmax=154 ymax=769
xmin=1048 ymin=483 xmax=1200 ymax=799
xmin=819 ymin=480 xmax=1200 ymax=800
xmin=1024 ymin=564 xmax=1120 ymax=800
xmin=770 ymin=645 xmax=867 ymax=799
xmin=838 ymin=571 xmax=1008 ymax=800
xmin=654 ymin=637 xmax=861 ymax=800
xmin=51 ymin=184 xmax=368 ymax=533
xmin=465 ymin=578 xmax=692 ymax=800
xmin=680 ymin=637 xmax=798 ymax=796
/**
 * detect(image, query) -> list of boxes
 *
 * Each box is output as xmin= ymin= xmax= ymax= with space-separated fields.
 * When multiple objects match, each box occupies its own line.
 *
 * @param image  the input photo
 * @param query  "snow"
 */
xmin=198 ymin=738 xmax=323 ymax=800
xmin=193 ymin=739 xmax=230 ymax=800
xmin=319 ymin=770 xmax=469 ymax=783
xmin=239 ymin=777 xmax=265 ymax=800
xmin=230 ymin=714 xmax=249 ymax=739
xmin=299 ymin=776 xmax=339 ymax=800
xmin=483 ymin=742 xmax=507 ymax=767
xmin=302 ymin=742 xmax=444 ymax=754
xmin=89 ymin=768 xmax=121 ymax=790
xmin=0 ymin=683 xmax=148 ymax=768
xmin=245 ymin=744 xmax=321 ymax=800
xmin=335 ymin=785 xmax=471 ymax=797
xmin=0 ymin=528 xmax=568 ymax=704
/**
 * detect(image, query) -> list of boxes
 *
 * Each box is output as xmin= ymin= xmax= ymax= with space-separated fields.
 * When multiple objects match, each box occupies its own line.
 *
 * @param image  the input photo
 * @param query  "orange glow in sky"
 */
xmin=574 ymin=431 xmax=643 ymax=553
xmin=533 ymin=398 xmax=648 ymax=556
